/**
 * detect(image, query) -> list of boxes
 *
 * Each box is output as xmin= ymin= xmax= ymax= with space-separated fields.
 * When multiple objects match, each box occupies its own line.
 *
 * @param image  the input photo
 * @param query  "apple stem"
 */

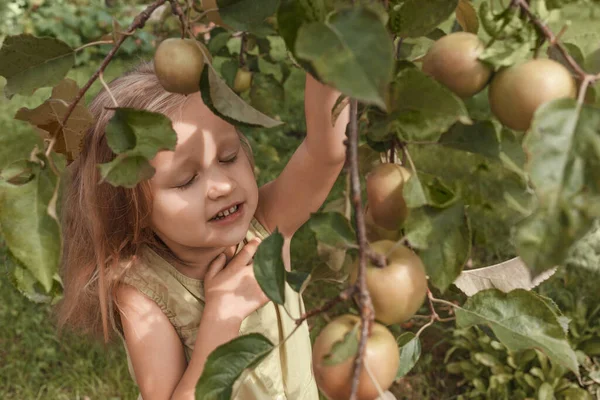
xmin=45 ymin=0 xmax=169 ymax=160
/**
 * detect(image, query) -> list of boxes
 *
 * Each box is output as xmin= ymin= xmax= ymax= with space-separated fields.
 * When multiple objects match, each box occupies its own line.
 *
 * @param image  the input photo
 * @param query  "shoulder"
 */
xmin=116 ymin=284 xmax=187 ymax=399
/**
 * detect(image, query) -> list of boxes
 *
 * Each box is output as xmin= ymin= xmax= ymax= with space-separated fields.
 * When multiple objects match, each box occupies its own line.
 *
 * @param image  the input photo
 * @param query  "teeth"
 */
xmin=213 ymin=204 xmax=238 ymax=220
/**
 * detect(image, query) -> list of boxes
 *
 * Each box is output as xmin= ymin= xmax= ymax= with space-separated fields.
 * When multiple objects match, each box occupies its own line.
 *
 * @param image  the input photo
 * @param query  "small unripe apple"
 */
xmin=488 ymin=58 xmax=577 ymax=131
xmin=154 ymin=38 xmax=207 ymax=94
xmin=350 ymin=240 xmax=428 ymax=325
xmin=366 ymin=163 xmax=411 ymax=231
xmin=422 ymin=32 xmax=493 ymax=98
xmin=312 ymin=314 xmax=400 ymax=400
xmin=233 ymin=68 xmax=253 ymax=93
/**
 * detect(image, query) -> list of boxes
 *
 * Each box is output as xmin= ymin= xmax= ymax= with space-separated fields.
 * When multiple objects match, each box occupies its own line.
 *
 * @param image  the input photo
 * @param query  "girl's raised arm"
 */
xmin=256 ymin=74 xmax=350 ymax=238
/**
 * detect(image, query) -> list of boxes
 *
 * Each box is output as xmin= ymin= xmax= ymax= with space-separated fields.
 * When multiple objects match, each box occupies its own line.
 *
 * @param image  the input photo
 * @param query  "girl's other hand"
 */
xmin=203 ymin=238 xmax=269 ymax=321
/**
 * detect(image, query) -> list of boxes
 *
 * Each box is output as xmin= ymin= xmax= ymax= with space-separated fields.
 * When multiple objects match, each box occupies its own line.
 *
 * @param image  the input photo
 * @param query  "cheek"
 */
xmin=151 ymin=190 xmax=206 ymax=230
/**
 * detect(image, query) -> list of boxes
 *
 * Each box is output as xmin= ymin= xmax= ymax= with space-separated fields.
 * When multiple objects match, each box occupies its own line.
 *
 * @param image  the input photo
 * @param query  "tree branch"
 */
xmin=47 ymin=0 xmax=169 ymax=158
xmin=511 ymin=0 xmax=591 ymax=80
xmin=346 ymin=99 xmax=376 ymax=400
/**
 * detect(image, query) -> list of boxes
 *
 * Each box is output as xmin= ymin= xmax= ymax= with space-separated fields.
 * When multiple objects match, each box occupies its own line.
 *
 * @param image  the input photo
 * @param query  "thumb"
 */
xmin=205 ymin=253 xmax=226 ymax=282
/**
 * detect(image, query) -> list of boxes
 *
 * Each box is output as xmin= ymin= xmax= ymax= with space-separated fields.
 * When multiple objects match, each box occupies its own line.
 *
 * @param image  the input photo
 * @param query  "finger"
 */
xmin=231 ymin=238 xmax=261 ymax=267
xmin=205 ymin=253 xmax=226 ymax=281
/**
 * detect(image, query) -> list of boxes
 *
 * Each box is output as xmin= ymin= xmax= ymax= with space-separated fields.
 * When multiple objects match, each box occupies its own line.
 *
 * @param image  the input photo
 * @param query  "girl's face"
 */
xmin=149 ymin=93 xmax=258 ymax=252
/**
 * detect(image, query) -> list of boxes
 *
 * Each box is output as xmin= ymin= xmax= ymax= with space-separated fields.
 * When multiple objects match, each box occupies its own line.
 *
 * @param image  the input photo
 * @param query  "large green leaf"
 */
xmin=196 ymin=333 xmax=274 ymax=399
xmin=0 ymin=121 xmax=44 ymax=172
xmin=406 ymin=200 xmax=471 ymax=292
xmin=253 ymin=229 xmax=286 ymax=305
xmin=309 ymin=212 xmax=356 ymax=249
xmin=455 ymin=289 xmax=579 ymax=376
xmin=439 ymin=121 xmax=500 ymax=160
xmin=15 ymin=78 xmax=93 ymax=161
xmin=516 ymin=99 xmax=600 ymax=275
xmin=217 ymin=0 xmax=279 ymax=36
xmin=0 ymin=34 xmax=75 ymax=98
xmin=200 ymin=65 xmax=283 ymax=128
xmin=295 ymin=6 xmax=394 ymax=109
xmin=396 ymin=332 xmax=421 ymax=378
xmin=387 ymin=68 xmax=471 ymax=142
xmin=389 ymin=0 xmax=458 ymax=38
xmin=98 ymin=108 xmax=177 ymax=188
xmin=0 ymin=163 xmax=61 ymax=292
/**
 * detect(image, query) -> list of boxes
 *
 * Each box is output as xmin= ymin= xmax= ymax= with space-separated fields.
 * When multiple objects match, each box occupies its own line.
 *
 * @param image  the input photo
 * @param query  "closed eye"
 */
xmin=175 ymin=173 xmax=197 ymax=190
xmin=221 ymin=154 xmax=238 ymax=164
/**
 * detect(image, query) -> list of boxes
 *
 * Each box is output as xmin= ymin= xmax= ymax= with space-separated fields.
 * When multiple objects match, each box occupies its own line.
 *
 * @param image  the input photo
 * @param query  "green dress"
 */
xmin=119 ymin=218 xmax=319 ymax=399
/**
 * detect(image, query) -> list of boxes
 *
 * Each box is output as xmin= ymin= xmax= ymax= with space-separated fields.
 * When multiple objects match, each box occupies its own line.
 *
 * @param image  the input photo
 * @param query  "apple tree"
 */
xmin=1 ymin=0 xmax=600 ymax=399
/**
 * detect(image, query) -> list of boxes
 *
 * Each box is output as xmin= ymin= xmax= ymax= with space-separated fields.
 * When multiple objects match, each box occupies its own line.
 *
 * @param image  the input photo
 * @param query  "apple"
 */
xmin=488 ymin=58 xmax=577 ymax=131
xmin=233 ymin=68 xmax=253 ymax=93
xmin=312 ymin=314 xmax=400 ymax=400
xmin=153 ymin=38 xmax=207 ymax=95
xmin=366 ymin=163 xmax=411 ymax=231
xmin=350 ymin=240 xmax=428 ymax=325
xmin=422 ymin=32 xmax=493 ymax=98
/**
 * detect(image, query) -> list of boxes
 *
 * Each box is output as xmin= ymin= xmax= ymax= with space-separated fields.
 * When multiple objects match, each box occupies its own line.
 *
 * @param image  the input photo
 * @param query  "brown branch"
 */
xmin=295 ymin=286 xmax=357 ymax=326
xmin=511 ymin=0 xmax=588 ymax=79
xmin=168 ymin=0 xmax=187 ymax=39
xmin=346 ymin=99 xmax=376 ymax=400
xmin=47 ymin=0 xmax=169 ymax=158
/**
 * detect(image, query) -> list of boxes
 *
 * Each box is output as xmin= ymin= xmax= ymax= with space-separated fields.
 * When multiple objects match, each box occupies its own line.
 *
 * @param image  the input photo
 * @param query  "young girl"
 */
xmin=57 ymin=60 xmax=349 ymax=400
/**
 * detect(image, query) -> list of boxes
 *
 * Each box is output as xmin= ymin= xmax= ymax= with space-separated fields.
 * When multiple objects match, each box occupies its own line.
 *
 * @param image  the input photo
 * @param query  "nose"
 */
xmin=206 ymin=167 xmax=236 ymax=200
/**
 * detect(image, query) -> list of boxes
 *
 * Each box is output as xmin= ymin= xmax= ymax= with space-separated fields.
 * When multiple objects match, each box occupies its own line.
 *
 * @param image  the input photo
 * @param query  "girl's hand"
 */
xmin=203 ymin=239 xmax=270 ymax=321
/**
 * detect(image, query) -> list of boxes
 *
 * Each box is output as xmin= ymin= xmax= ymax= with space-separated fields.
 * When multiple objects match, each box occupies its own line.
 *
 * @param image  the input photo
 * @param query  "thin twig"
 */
xmin=99 ymin=71 xmax=118 ymax=107
xmin=168 ymin=0 xmax=187 ymax=39
xmin=511 ymin=0 xmax=589 ymax=79
xmin=295 ymin=286 xmax=356 ymax=326
xmin=346 ymin=99 xmax=376 ymax=400
xmin=46 ymin=0 xmax=169 ymax=157
xmin=74 ymin=40 xmax=114 ymax=52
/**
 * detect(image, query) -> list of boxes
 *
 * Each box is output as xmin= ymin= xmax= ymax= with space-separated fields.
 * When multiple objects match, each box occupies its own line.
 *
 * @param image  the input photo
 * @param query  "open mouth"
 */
xmin=210 ymin=203 xmax=242 ymax=221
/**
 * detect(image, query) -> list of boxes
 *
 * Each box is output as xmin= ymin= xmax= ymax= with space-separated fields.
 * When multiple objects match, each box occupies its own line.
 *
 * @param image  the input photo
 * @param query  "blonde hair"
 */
xmin=56 ymin=61 xmax=254 ymax=341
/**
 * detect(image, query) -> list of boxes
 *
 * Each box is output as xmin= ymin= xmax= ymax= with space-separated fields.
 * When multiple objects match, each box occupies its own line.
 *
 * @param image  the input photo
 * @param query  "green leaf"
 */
xmin=295 ymin=6 xmax=394 ymax=109
xmin=406 ymin=201 xmax=471 ymax=292
xmin=98 ymin=155 xmax=155 ymax=188
xmin=396 ymin=332 xmax=421 ymax=378
xmin=276 ymin=0 xmax=308 ymax=53
xmin=285 ymin=270 xmax=310 ymax=293
xmin=323 ymin=321 xmax=359 ymax=366
xmin=15 ymin=78 xmax=93 ymax=161
xmin=253 ymin=229 xmax=286 ymax=304
xmin=516 ymin=99 xmax=600 ymax=275
xmin=196 ymin=333 xmax=274 ymax=400
xmin=200 ymin=65 xmax=283 ymax=128
xmin=98 ymin=108 xmax=177 ymax=187
xmin=584 ymin=47 xmax=600 ymax=74
xmin=0 ymin=34 xmax=75 ymax=98
xmin=390 ymin=0 xmax=459 ymax=38
xmin=404 ymin=175 xmax=458 ymax=209
xmin=439 ymin=121 xmax=500 ymax=160
xmin=455 ymin=289 xmax=579 ymax=377
xmin=548 ymin=42 xmax=586 ymax=77
xmin=5 ymin=253 xmax=62 ymax=304
xmin=388 ymin=68 xmax=471 ymax=142
xmin=217 ymin=0 xmax=279 ymax=36
xmin=0 ymin=163 xmax=61 ymax=292
xmin=309 ymin=212 xmax=356 ymax=249
xmin=0 ymin=121 xmax=44 ymax=172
